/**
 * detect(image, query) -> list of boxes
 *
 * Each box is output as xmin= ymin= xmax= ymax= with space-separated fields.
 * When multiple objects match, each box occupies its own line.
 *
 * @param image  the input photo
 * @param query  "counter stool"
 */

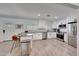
xmin=10 ymin=35 xmax=20 ymax=53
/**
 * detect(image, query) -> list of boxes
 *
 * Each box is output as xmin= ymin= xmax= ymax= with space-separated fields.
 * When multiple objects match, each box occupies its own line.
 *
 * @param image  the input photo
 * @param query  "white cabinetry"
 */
xmin=64 ymin=33 xmax=68 ymax=43
xmin=47 ymin=32 xmax=56 ymax=39
xmin=33 ymin=33 xmax=42 ymax=40
xmin=21 ymin=33 xmax=42 ymax=41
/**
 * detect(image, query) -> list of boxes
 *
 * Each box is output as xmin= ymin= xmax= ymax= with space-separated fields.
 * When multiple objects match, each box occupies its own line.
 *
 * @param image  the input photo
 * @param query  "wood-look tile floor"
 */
xmin=0 ymin=39 xmax=77 ymax=56
xmin=31 ymin=39 xmax=77 ymax=56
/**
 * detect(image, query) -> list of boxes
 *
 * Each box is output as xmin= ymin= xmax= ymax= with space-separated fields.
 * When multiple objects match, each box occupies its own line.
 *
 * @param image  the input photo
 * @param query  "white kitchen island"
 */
xmin=19 ymin=30 xmax=47 ymax=41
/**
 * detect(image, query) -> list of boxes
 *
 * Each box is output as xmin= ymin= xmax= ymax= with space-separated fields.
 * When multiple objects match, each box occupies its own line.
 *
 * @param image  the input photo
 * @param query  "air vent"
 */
xmin=59 ymin=3 xmax=79 ymax=10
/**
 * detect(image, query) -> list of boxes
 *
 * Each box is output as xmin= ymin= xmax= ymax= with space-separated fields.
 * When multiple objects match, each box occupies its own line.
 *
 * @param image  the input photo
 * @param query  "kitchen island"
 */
xmin=18 ymin=30 xmax=47 ymax=40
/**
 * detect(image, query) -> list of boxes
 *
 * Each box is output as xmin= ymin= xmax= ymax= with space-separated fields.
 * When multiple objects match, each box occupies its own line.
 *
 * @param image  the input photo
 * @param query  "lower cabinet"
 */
xmin=21 ymin=33 xmax=42 ymax=41
xmin=64 ymin=33 xmax=68 ymax=43
xmin=20 ymin=33 xmax=42 ymax=41
xmin=33 ymin=33 xmax=42 ymax=40
xmin=47 ymin=32 xmax=56 ymax=39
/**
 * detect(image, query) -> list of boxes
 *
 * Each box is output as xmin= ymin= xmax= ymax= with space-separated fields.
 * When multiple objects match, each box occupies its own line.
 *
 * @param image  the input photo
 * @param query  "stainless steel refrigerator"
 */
xmin=68 ymin=22 xmax=77 ymax=48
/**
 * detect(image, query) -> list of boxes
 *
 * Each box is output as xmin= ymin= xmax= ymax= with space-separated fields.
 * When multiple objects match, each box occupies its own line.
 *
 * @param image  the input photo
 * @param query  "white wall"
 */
xmin=0 ymin=17 xmax=52 ymax=41
xmin=77 ymin=10 xmax=79 ymax=56
xmin=77 ymin=17 xmax=79 ymax=55
xmin=0 ymin=21 xmax=4 ymax=42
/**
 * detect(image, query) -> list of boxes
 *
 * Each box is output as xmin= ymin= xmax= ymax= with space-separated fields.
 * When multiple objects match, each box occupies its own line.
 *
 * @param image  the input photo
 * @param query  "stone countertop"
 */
xmin=56 ymin=32 xmax=67 ymax=35
xmin=28 ymin=30 xmax=47 ymax=33
xmin=18 ymin=30 xmax=47 ymax=37
xmin=18 ymin=29 xmax=67 ymax=36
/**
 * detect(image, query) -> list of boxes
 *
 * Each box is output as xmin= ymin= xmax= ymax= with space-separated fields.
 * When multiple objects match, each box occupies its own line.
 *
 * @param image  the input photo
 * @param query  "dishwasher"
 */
xmin=42 ymin=32 xmax=47 ymax=40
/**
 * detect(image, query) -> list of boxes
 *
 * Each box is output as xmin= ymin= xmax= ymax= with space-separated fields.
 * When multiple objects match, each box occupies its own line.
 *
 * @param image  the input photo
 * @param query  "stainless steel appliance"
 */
xmin=68 ymin=21 xmax=77 ymax=48
xmin=57 ymin=32 xmax=64 ymax=42
xmin=42 ymin=32 xmax=47 ymax=40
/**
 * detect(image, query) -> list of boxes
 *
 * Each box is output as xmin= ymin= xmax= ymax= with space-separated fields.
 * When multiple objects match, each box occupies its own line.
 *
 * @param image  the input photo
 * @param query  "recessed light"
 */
xmin=37 ymin=14 xmax=40 ymax=16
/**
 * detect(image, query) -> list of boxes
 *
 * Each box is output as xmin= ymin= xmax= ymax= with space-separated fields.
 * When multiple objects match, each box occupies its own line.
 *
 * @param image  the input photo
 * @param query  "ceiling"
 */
xmin=0 ymin=3 xmax=78 ymax=21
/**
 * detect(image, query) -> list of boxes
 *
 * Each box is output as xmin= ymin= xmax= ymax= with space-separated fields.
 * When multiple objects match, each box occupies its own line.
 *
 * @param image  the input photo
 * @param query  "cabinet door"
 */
xmin=47 ymin=32 xmax=56 ymax=38
xmin=51 ymin=33 xmax=56 ymax=38
xmin=33 ymin=33 xmax=42 ymax=40
xmin=37 ymin=33 xmax=42 ymax=39
xmin=47 ymin=33 xmax=52 ymax=38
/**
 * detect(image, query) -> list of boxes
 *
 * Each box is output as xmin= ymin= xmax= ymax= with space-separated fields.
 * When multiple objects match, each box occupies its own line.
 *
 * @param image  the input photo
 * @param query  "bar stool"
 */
xmin=10 ymin=35 xmax=20 ymax=53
